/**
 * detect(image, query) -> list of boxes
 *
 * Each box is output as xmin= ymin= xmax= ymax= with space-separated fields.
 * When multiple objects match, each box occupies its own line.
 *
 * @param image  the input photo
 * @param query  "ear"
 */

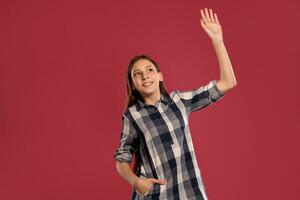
xmin=158 ymin=72 xmax=163 ymax=81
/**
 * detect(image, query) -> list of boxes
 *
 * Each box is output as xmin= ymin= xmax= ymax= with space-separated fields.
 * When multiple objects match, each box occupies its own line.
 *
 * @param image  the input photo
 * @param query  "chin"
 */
xmin=140 ymin=89 xmax=157 ymax=96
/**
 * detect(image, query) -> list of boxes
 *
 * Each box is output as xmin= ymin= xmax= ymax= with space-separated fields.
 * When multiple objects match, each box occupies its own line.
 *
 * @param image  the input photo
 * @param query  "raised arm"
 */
xmin=200 ymin=8 xmax=237 ymax=93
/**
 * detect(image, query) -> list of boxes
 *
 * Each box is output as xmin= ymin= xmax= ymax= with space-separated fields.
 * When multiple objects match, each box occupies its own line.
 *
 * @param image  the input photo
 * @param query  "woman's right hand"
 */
xmin=133 ymin=178 xmax=167 ymax=196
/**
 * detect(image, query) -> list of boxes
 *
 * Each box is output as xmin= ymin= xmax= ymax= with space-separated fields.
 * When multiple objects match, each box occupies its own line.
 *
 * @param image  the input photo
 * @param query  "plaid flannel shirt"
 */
xmin=114 ymin=80 xmax=225 ymax=200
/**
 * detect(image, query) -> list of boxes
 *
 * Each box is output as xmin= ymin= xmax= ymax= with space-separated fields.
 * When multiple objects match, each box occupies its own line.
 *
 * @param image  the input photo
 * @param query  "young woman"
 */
xmin=114 ymin=8 xmax=237 ymax=200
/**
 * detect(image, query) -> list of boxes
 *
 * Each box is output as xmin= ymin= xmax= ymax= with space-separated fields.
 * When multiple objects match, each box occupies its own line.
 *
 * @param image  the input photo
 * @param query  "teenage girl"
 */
xmin=114 ymin=8 xmax=237 ymax=200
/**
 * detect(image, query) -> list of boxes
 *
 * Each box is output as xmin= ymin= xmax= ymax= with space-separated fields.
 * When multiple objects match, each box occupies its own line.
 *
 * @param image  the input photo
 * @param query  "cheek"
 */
xmin=154 ymin=77 xmax=161 ymax=84
xmin=132 ymin=79 xmax=141 ymax=87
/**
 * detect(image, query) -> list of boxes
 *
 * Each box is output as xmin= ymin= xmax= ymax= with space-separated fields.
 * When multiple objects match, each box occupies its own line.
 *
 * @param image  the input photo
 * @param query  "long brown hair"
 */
xmin=125 ymin=54 xmax=169 ymax=173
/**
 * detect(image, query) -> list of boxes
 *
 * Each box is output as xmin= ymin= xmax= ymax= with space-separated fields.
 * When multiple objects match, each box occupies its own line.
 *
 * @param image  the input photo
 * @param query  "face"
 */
xmin=131 ymin=59 xmax=163 ymax=98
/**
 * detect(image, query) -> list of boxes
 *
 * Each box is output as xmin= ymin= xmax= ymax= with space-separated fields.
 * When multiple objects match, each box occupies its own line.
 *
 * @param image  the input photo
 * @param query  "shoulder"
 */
xmin=166 ymin=90 xmax=185 ymax=105
xmin=122 ymin=104 xmax=139 ymax=119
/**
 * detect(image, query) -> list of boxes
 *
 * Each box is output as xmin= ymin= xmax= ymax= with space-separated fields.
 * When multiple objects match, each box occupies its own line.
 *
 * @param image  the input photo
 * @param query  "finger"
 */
xmin=200 ymin=19 xmax=204 ymax=26
xmin=200 ymin=19 xmax=206 ymax=29
xmin=209 ymin=9 xmax=215 ymax=23
xmin=151 ymin=178 xmax=167 ymax=185
xmin=136 ymin=188 xmax=149 ymax=197
xmin=214 ymin=13 xmax=220 ymax=24
xmin=135 ymin=188 xmax=144 ymax=195
xmin=200 ymin=9 xmax=208 ymax=23
xmin=205 ymin=8 xmax=211 ymax=22
xmin=143 ymin=191 xmax=149 ymax=196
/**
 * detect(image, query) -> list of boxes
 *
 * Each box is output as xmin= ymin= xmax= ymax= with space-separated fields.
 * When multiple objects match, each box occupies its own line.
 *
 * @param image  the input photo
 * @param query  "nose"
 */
xmin=141 ymin=72 xmax=149 ymax=80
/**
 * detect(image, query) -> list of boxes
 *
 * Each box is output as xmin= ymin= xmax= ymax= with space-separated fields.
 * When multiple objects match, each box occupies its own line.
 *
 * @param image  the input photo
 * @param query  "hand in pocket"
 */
xmin=134 ymin=178 xmax=167 ymax=196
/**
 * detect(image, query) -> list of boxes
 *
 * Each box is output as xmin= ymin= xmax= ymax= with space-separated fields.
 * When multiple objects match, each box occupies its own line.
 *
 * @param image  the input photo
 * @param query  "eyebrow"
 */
xmin=132 ymin=65 xmax=153 ymax=73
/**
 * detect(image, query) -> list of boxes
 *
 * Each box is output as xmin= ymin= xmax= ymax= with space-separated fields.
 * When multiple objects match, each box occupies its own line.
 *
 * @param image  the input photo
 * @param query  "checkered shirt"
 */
xmin=114 ymin=80 xmax=225 ymax=200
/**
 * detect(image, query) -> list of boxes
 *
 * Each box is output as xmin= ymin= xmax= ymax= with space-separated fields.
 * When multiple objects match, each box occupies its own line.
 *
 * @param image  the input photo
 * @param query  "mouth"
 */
xmin=142 ymin=81 xmax=153 ymax=87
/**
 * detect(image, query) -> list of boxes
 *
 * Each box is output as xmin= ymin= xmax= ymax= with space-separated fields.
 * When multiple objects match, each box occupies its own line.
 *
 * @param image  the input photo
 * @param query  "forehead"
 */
xmin=132 ymin=59 xmax=155 ymax=72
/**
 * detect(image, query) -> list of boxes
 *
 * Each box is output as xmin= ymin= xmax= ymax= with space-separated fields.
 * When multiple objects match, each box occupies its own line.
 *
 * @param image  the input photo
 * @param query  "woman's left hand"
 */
xmin=200 ymin=8 xmax=223 ymax=44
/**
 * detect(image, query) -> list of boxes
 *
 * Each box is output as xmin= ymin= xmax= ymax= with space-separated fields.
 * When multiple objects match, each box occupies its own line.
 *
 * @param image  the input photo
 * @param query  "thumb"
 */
xmin=150 ymin=178 xmax=167 ymax=185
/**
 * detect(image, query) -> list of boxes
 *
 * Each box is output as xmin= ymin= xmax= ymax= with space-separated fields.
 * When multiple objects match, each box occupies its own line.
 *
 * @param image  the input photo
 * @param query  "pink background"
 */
xmin=1 ymin=0 xmax=299 ymax=199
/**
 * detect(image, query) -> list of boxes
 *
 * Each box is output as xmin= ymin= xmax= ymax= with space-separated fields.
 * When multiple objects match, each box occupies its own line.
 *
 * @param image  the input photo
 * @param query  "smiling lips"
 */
xmin=142 ymin=81 xmax=153 ymax=87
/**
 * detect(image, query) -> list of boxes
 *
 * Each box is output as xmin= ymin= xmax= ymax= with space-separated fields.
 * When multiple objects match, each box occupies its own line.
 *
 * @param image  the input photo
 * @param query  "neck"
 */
xmin=143 ymin=92 xmax=161 ymax=106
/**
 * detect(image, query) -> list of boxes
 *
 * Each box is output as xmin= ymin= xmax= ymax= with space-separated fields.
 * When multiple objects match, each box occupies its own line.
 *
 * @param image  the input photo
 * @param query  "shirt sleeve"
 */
xmin=114 ymin=114 xmax=139 ymax=163
xmin=176 ymin=80 xmax=225 ymax=114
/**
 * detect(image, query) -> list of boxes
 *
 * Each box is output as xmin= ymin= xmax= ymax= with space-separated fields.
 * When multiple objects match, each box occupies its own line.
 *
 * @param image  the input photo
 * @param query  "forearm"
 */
xmin=116 ymin=161 xmax=139 ymax=187
xmin=212 ymin=40 xmax=237 ymax=91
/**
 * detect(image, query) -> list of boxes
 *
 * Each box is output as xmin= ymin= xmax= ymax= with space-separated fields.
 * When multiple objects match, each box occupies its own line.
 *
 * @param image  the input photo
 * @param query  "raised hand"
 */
xmin=200 ymin=8 xmax=223 ymax=44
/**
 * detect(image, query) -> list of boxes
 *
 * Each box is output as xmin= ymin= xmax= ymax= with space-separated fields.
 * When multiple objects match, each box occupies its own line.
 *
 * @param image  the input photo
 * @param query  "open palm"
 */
xmin=200 ymin=8 xmax=223 ymax=43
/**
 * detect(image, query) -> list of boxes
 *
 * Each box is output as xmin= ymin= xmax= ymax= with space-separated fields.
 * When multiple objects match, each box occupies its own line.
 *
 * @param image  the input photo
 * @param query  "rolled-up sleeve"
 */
xmin=114 ymin=114 xmax=139 ymax=163
xmin=176 ymin=80 xmax=225 ymax=114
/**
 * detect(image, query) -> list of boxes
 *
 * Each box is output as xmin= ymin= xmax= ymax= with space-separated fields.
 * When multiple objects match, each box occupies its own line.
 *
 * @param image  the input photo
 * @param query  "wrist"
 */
xmin=131 ymin=177 xmax=140 ymax=188
xmin=211 ymin=39 xmax=224 ymax=46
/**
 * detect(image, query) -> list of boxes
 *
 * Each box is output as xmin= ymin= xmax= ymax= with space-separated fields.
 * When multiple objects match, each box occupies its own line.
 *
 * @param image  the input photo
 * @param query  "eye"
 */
xmin=148 ymin=68 xmax=154 ymax=72
xmin=133 ymin=72 xmax=141 ymax=77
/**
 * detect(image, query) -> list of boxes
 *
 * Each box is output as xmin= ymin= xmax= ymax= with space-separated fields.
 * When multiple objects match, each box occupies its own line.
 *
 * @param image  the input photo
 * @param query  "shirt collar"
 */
xmin=137 ymin=93 xmax=170 ymax=110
